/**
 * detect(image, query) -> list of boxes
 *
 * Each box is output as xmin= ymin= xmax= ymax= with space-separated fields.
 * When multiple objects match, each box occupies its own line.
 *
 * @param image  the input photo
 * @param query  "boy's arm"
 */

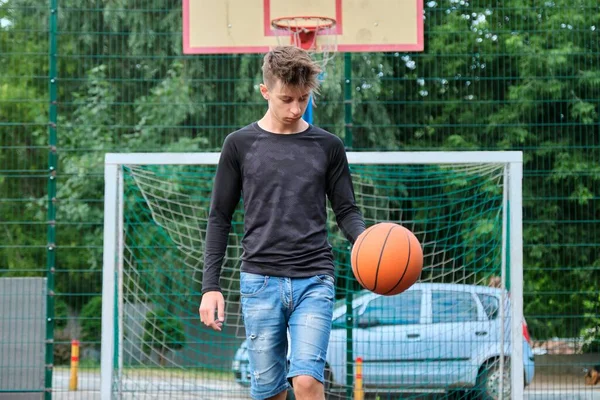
xmin=202 ymin=136 xmax=242 ymax=293
xmin=326 ymin=138 xmax=366 ymax=244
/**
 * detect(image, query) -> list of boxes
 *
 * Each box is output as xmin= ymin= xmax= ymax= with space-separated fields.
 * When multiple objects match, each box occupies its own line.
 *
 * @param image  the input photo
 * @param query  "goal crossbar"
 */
xmin=105 ymin=151 xmax=523 ymax=166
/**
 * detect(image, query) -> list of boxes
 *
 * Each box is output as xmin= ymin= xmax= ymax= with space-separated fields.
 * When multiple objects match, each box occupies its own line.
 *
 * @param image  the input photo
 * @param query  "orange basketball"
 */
xmin=351 ymin=222 xmax=423 ymax=296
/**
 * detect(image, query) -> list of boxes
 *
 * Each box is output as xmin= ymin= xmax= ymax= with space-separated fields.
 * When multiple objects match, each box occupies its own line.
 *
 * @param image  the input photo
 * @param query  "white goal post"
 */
xmin=101 ymin=151 xmax=523 ymax=399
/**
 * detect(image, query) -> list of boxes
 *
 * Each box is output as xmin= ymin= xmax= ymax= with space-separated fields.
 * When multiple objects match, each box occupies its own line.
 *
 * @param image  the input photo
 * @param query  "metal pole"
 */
xmin=509 ymin=162 xmax=524 ymax=399
xmin=343 ymin=52 xmax=354 ymax=399
xmin=101 ymin=163 xmax=119 ymax=400
xmin=45 ymin=1 xmax=59 ymax=398
xmin=344 ymin=53 xmax=353 ymax=149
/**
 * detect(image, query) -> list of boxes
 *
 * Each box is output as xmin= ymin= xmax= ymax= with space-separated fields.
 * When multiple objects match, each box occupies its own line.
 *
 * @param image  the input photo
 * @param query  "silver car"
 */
xmin=232 ymin=283 xmax=535 ymax=399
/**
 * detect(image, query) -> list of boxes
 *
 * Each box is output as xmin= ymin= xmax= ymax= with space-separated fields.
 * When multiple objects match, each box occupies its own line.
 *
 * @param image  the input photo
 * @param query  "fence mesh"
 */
xmin=1 ymin=0 xmax=599 ymax=398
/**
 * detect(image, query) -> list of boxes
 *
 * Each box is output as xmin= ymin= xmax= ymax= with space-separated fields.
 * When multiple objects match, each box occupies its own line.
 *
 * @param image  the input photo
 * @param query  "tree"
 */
xmin=80 ymin=296 xmax=103 ymax=350
xmin=1 ymin=0 xmax=599 ymax=341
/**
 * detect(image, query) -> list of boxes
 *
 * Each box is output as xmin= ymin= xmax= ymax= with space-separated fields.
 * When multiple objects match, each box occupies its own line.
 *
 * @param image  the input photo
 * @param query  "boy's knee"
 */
xmin=292 ymin=375 xmax=323 ymax=398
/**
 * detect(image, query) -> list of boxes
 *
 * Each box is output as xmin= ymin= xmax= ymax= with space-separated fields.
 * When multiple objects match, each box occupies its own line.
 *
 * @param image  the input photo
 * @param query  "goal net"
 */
xmin=101 ymin=151 xmax=523 ymax=399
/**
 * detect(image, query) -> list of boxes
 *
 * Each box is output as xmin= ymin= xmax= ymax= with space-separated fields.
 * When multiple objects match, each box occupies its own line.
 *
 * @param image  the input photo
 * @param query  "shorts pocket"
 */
xmin=240 ymin=272 xmax=269 ymax=297
xmin=314 ymin=274 xmax=335 ymax=286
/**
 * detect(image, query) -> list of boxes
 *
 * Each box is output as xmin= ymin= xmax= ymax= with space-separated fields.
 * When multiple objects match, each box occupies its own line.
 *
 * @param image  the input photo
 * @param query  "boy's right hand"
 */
xmin=199 ymin=291 xmax=225 ymax=331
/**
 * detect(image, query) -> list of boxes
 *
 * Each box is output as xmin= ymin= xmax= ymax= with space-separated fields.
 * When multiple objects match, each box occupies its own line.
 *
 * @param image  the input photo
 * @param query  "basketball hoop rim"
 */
xmin=271 ymin=16 xmax=337 ymax=33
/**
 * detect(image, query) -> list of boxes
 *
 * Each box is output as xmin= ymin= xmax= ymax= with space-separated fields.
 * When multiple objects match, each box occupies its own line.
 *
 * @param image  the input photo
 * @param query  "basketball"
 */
xmin=351 ymin=222 xmax=423 ymax=296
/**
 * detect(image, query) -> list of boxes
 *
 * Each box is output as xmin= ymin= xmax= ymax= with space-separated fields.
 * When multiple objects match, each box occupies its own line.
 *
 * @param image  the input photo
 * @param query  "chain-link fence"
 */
xmin=1 ymin=1 xmax=599 ymax=398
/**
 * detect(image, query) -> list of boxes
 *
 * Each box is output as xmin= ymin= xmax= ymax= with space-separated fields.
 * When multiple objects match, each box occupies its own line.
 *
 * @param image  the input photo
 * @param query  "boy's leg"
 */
xmin=287 ymin=274 xmax=335 ymax=399
xmin=240 ymin=272 xmax=290 ymax=400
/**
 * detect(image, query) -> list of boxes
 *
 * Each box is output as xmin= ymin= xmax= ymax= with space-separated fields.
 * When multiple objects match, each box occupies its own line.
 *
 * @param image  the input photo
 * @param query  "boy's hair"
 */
xmin=262 ymin=46 xmax=321 ymax=94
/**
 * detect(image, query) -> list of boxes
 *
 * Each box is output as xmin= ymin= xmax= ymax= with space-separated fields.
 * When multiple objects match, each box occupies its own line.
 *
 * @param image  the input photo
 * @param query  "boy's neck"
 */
xmin=258 ymin=111 xmax=309 ymax=135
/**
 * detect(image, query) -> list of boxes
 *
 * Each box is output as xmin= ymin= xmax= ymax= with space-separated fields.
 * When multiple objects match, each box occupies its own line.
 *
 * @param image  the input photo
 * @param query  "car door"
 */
xmin=476 ymin=292 xmax=507 ymax=358
xmin=352 ymin=289 xmax=424 ymax=387
xmin=419 ymin=289 xmax=487 ymax=386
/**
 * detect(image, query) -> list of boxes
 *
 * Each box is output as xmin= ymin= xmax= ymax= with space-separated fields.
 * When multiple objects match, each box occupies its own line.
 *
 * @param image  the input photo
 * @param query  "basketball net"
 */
xmin=271 ymin=16 xmax=338 ymax=72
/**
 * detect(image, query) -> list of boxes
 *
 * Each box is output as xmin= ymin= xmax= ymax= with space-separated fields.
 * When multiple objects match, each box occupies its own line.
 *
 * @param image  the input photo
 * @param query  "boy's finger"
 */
xmin=201 ymin=308 xmax=214 ymax=326
xmin=209 ymin=319 xmax=222 ymax=331
xmin=217 ymin=298 xmax=225 ymax=322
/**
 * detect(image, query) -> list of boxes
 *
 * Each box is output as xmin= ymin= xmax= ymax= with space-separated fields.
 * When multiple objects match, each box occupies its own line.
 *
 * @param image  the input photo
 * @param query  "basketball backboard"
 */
xmin=183 ymin=0 xmax=424 ymax=54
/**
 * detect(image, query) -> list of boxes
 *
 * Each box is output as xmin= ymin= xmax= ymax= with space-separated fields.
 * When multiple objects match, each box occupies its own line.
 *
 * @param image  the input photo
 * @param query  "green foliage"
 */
xmin=1 ymin=0 xmax=599 ymax=342
xmin=80 ymin=296 xmax=103 ymax=349
xmin=581 ymin=326 xmax=600 ymax=353
xmin=0 ymin=1 xmax=48 ymax=277
xmin=51 ymin=298 xmax=71 ymax=365
xmin=52 ymin=328 xmax=74 ymax=366
xmin=580 ymin=258 xmax=600 ymax=353
xmin=54 ymin=297 xmax=69 ymax=330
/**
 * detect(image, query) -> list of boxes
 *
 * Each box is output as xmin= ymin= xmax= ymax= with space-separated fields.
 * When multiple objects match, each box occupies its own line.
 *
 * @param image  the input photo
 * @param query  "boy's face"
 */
xmin=260 ymin=79 xmax=311 ymax=125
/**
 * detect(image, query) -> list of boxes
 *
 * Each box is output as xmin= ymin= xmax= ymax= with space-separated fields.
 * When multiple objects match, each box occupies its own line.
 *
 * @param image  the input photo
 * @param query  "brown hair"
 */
xmin=262 ymin=46 xmax=321 ymax=94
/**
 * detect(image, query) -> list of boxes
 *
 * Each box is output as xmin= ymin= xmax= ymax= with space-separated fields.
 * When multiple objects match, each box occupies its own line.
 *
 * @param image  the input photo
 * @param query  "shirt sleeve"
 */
xmin=326 ymin=138 xmax=366 ymax=244
xmin=202 ymin=135 xmax=242 ymax=293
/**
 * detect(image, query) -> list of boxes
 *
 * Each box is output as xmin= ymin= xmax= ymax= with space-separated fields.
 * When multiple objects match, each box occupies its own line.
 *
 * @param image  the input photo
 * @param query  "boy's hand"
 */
xmin=199 ymin=291 xmax=225 ymax=331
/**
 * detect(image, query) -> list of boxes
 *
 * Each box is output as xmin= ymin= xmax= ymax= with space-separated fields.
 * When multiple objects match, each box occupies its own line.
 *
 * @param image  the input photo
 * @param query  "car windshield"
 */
xmin=432 ymin=290 xmax=478 ymax=323
xmin=332 ymin=290 xmax=421 ymax=328
xmin=358 ymin=290 xmax=421 ymax=326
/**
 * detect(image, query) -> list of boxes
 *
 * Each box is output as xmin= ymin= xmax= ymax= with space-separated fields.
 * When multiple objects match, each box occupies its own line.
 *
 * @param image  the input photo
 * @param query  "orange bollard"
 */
xmin=354 ymin=357 xmax=364 ymax=400
xmin=69 ymin=339 xmax=79 ymax=391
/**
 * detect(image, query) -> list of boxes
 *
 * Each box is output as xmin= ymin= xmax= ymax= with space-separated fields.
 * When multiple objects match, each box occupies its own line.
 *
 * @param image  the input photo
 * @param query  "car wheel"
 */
xmin=475 ymin=360 xmax=511 ymax=400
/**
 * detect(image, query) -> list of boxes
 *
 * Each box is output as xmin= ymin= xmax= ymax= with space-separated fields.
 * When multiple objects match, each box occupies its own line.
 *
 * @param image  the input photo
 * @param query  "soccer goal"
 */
xmin=101 ymin=151 xmax=524 ymax=399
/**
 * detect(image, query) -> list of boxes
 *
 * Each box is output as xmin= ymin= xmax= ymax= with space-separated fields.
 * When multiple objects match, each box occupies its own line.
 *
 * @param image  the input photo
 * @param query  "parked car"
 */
xmin=232 ymin=283 xmax=535 ymax=399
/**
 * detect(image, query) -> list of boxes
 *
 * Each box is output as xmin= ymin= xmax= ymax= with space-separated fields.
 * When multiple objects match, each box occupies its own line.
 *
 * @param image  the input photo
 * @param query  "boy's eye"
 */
xmin=281 ymin=96 xmax=309 ymax=103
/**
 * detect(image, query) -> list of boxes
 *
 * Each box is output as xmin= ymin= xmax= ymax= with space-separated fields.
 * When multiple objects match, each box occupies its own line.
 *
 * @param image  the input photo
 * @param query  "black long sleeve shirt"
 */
xmin=201 ymin=122 xmax=365 ymax=294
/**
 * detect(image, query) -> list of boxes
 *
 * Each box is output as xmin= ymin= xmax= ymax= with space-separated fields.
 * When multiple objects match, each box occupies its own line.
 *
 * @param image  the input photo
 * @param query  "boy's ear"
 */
xmin=259 ymin=84 xmax=269 ymax=100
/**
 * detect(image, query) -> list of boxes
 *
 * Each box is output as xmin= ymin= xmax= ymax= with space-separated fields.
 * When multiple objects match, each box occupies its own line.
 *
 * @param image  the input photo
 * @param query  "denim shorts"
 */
xmin=240 ymin=271 xmax=335 ymax=400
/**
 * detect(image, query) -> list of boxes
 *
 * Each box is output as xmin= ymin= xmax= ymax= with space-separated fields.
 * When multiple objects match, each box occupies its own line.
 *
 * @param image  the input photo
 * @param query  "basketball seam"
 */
xmin=353 ymin=227 xmax=373 ymax=291
xmin=384 ymin=227 xmax=411 ymax=296
xmin=373 ymin=224 xmax=396 ymax=294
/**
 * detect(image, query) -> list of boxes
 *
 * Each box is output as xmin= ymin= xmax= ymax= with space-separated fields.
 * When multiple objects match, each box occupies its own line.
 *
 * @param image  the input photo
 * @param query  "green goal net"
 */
xmin=102 ymin=151 xmax=524 ymax=399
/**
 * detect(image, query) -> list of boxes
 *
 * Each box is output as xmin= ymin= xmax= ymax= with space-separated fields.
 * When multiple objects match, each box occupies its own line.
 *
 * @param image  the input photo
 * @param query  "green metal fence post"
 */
xmin=344 ymin=52 xmax=353 ymax=150
xmin=343 ymin=51 xmax=354 ymax=399
xmin=45 ymin=0 xmax=59 ymax=398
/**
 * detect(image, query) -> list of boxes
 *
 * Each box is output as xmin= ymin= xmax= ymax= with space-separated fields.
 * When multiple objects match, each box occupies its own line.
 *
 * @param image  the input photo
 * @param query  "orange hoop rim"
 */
xmin=271 ymin=16 xmax=336 ymax=33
